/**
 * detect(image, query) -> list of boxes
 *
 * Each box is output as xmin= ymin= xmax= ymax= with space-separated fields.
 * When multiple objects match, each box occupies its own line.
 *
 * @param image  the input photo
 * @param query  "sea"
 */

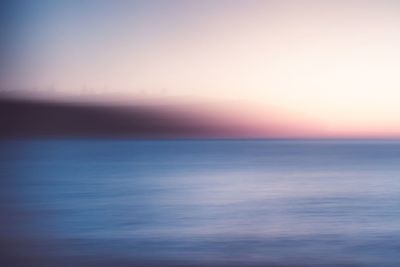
xmin=1 ymin=140 xmax=400 ymax=266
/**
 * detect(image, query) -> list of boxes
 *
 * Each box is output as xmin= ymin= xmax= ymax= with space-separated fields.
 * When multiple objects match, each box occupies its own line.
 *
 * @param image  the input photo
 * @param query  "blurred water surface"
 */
xmin=1 ymin=140 xmax=400 ymax=266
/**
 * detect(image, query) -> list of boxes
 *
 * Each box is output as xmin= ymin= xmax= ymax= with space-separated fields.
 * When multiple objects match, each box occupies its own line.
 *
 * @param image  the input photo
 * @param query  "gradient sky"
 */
xmin=3 ymin=0 xmax=400 ymax=138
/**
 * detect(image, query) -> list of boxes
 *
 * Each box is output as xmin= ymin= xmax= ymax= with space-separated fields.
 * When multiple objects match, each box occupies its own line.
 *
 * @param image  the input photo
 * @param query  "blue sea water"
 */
xmin=1 ymin=140 xmax=400 ymax=266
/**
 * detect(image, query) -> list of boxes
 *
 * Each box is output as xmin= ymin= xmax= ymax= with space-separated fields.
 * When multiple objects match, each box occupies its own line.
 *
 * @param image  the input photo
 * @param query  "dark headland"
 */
xmin=0 ymin=96 xmax=228 ymax=139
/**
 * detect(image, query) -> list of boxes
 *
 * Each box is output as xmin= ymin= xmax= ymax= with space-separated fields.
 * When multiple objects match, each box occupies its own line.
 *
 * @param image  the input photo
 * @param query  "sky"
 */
xmin=3 ymin=0 xmax=400 ymax=138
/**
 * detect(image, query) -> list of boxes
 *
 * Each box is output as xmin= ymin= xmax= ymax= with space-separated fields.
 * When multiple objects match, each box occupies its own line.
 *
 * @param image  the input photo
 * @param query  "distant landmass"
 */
xmin=0 ymin=96 xmax=228 ymax=139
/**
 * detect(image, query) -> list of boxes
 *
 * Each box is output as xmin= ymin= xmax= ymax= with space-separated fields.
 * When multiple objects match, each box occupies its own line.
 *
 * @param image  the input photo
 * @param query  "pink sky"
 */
xmin=4 ymin=0 xmax=400 ymax=138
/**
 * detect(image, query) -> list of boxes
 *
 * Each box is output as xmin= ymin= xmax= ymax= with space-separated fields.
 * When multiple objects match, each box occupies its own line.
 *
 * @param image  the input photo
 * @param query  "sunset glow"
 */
xmin=3 ymin=0 xmax=400 ymax=138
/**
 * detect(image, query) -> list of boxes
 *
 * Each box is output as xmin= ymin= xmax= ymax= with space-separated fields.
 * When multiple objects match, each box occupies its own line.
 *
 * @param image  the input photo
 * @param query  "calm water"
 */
xmin=1 ymin=140 xmax=400 ymax=266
